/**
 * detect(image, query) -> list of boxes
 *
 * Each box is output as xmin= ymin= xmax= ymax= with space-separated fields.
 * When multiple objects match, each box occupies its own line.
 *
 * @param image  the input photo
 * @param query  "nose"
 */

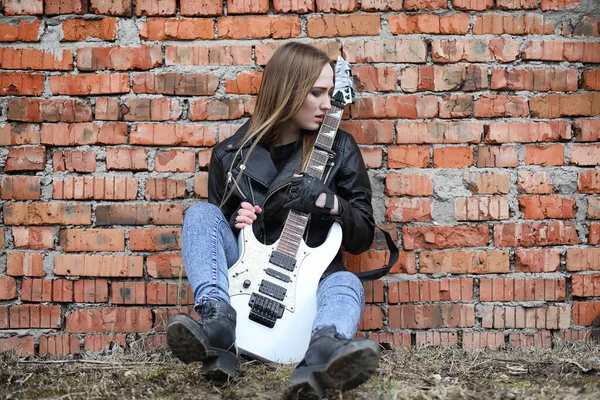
xmin=321 ymin=95 xmax=332 ymax=111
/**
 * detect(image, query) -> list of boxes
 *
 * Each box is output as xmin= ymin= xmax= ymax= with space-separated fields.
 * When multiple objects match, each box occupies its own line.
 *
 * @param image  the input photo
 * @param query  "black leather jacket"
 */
xmin=207 ymin=122 xmax=375 ymax=277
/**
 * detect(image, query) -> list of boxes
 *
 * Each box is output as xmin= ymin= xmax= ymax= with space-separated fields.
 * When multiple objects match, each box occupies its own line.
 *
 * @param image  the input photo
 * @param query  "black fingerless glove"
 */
xmin=284 ymin=174 xmax=335 ymax=217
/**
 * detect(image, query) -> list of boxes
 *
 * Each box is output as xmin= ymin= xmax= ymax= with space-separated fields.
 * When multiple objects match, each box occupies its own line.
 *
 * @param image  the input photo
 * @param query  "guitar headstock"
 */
xmin=332 ymin=56 xmax=355 ymax=109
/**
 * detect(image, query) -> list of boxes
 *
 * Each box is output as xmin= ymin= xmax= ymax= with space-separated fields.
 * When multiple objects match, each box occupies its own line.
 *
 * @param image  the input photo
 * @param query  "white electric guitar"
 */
xmin=228 ymin=57 xmax=356 ymax=363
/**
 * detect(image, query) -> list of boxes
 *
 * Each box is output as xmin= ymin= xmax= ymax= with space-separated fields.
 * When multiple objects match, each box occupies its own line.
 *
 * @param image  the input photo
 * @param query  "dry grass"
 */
xmin=1 ymin=339 xmax=600 ymax=399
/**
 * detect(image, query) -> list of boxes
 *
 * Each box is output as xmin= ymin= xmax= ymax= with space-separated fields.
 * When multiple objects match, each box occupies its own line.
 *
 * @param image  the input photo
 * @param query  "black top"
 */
xmin=270 ymin=141 xmax=301 ymax=171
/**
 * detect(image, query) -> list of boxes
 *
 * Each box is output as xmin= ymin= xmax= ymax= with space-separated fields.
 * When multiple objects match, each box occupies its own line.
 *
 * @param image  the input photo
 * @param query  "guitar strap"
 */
xmin=354 ymin=226 xmax=400 ymax=282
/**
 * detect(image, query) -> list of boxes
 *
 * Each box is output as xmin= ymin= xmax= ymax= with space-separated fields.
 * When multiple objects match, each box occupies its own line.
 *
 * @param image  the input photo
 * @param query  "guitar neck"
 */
xmin=275 ymin=104 xmax=344 ymax=258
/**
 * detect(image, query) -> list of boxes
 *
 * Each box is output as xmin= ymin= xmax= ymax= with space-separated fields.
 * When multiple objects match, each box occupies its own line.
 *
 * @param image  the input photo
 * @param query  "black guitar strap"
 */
xmin=354 ymin=226 xmax=400 ymax=282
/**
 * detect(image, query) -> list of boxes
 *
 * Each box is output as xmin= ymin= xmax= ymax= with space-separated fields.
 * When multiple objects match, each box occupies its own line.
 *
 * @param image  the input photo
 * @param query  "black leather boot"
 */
xmin=166 ymin=300 xmax=237 ymax=380
xmin=283 ymin=325 xmax=380 ymax=399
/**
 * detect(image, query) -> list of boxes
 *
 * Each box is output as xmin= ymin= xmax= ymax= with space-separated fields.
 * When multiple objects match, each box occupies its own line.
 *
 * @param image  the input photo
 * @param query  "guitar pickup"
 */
xmin=265 ymin=268 xmax=291 ymax=283
xmin=248 ymin=293 xmax=285 ymax=329
xmin=259 ymin=280 xmax=287 ymax=301
xmin=269 ymin=250 xmax=296 ymax=271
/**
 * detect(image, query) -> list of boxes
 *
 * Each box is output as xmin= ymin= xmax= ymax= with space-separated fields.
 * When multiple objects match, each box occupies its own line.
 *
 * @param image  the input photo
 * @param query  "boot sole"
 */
xmin=283 ymin=341 xmax=380 ymax=399
xmin=166 ymin=314 xmax=237 ymax=380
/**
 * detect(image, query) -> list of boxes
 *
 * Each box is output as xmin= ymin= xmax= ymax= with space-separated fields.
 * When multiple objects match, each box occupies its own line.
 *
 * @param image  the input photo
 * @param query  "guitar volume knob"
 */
xmin=243 ymin=280 xmax=251 ymax=288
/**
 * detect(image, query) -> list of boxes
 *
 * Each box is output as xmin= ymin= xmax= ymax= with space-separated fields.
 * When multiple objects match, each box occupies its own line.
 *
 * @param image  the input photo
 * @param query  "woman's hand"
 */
xmin=234 ymin=201 xmax=262 ymax=229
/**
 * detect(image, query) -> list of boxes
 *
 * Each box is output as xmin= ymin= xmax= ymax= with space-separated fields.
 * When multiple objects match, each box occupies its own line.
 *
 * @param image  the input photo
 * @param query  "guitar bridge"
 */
xmin=248 ymin=293 xmax=285 ymax=328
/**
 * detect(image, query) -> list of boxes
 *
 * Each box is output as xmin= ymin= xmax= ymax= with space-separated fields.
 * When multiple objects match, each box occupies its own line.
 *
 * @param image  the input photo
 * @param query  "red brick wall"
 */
xmin=1 ymin=0 xmax=599 ymax=356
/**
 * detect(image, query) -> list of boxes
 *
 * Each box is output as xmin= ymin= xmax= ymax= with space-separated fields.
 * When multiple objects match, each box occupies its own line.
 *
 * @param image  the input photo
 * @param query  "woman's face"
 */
xmin=289 ymin=64 xmax=334 ymax=133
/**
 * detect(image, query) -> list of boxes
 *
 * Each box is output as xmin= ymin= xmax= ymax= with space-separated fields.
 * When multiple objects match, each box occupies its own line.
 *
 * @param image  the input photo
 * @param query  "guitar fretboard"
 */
xmin=275 ymin=106 xmax=344 ymax=258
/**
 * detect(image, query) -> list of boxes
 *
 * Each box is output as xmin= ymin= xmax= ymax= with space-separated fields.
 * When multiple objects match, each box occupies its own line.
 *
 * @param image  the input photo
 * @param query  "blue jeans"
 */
xmin=182 ymin=203 xmax=365 ymax=339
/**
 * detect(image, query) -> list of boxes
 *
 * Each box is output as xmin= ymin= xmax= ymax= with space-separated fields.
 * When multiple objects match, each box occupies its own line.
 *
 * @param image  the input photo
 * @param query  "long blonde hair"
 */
xmin=220 ymin=42 xmax=333 ymax=207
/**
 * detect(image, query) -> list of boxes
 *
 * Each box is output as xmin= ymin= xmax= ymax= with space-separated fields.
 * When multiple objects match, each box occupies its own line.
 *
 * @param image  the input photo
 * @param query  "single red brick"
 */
xmin=0 ymin=337 xmax=35 ymax=357
xmin=572 ymin=275 xmax=600 ymax=297
xmin=344 ymin=250 xmax=416 ymax=275
xmin=0 ymin=276 xmax=17 ymax=300
xmin=165 ymin=45 xmax=252 ymax=66
xmin=52 ymin=150 xmax=96 ymax=173
xmin=6 ymin=251 xmax=45 ymax=276
xmin=154 ymin=150 xmax=196 ymax=172
xmin=90 ymin=0 xmax=131 ymax=15
xmin=225 ymin=70 xmax=262 ymax=94
xmin=21 ymin=278 xmax=52 ymax=302
xmin=77 ymin=46 xmax=161 ymax=71
xmin=218 ymin=15 xmax=300 ymax=39
xmin=573 ymin=301 xmax=600 ymax=326
xmin=567 ymin=248 xmax=600 ymax=271
xmin=455 ymin=197 xmax=509 ymax=221
xmin=433 ymin=146 xmax=473 ymax=168
xmin=61 ymin=18 xmax=118 ymax=41
xmin=1 ymin=176 xmax=40 ymax=200
xmin=403 ymin=225 xmax=489 ymax=250
xmin=95 ymin=203 xmax=183 ymax=225
xmin=571 ymin=144 xmax=600 ymax=166
xmin=360 ymin=147 xmax=383 ymax=169
xmin=388 ymin=304 xmax=474 ymax=329
xmin=579 ymin=170 xmax=600 ymax=194
xmin=66 ymin=308 xmax=153 ymax=333
xmin=0 ymin=72 xmax=44 ymax=95
xmin=112 ymin=281 xmax=146 ymax=304
xmin=52 ymin=279 xmax=74 ymax=302
xmin=494 ymin=221 xmax=579 ymax=247
xmin=9 ymin=304 xmax=61 ymax=328
xmin=439 ymin=94 xmax=474 ymax=118
xmin=0 ymin=123 xmax=40 ymax=145
xmin=106 ymin=147 xmax=148 ymax=171
xmin=519 ymin=195 xmax=577 ymax=219
xmin=12 ymin=226 xmax=54 ymax=250
xmin=530 ymin=93 xmax=600 ymax=117
xmin=509 ymin=331 xmax=552 ymax=348
xmin=388 ymin=145 xmax=430 ymax=168
xmin=517 ymin=171 xmax=554 ymax=194
xmin=358 ymin=306 xmax=384 ymax=330
xmin=55 ymin=254 xmax=143 ymax=277
xmin=491 ymin=68 xmax=577 ymax=91
xmin=477 ymin=146 xmax=519 ymax=167
xmin=0 ymin=48 xmax=72 ymax=70
xmin=574 ymin=120 xmax=600 ymax=142
xmin=83 ymin=334 xmax=126 ymax=352
xmin=122 ymin=98 xmax=182 ymax=121
xmin=133 ymin=72 xmax=218 ymax=95
xmin=147 ymin=254 xmax=185 ymax=278
xmin=396 ymin=121 xmax=482 ymax=144
xmin=353 ymin=66 xmax=397 ymax=92
xmin=403 ymin=0 xmax=447 ymax=10
xmin=129 ymin=228 xmax=181 ymax=251
xmin=515 ymin=248 xmax=561 ymax=272
xmin=3 ymin=0 xmax=43 ymax=15
xmin=541 ymin=0 xmax=580 ymax=10
xmin=189 ymin=98 xmax=254 ymax=121
xmin=145 ymin=178 xmax=186 ymax=200
xmin=49 ymin=73 xmax=129 ymax=95
xmin=343 ymin=39 xmax=427 ymax=63
xmin=464 ymin=172 xmax=510 ymax=194
xmin=5 ymin=146 xmax=45 ymax=172
xmin=45 ymin=0 xmax=88 ymax=14
xmin=385 ymin=198 xmax=432 ymax=222
xmin=307 ymin=14 xmax=379 ymax=38
xmin=0 ymin=19 xmax=41 ymax=41
xmin=95 ymin=98 xmax=121 ymax=120
xmin=59 ymin=228 xmax=125 ymax=252
xmin=8 ymin=98 xmax=92 ymax=122
xmin=386 ymin=174 xmax=433 ymax=196
xmin=3 ymin=203 xmax=92 ymax=225
xmin=53 ymin=176 xmax=138 ymax=200
xmin=474 ymin=13 xmax=554 ymax=35
xmin=463 ymin=332 xmax=505 ymax=350
xmin=525 ymin=144 xmax=564 ymax=166
xmin=349 ymin=95 xmax=437 ymax=119
xmin=420 ymin=250 xmax=509 ymax=274
xmin=39 ymin=334 xmax=80 ymax=356
xmin=135 ymin=0 xmax=176 ymax=16
xmin=74 ymin=279 xmax=109 ymax=303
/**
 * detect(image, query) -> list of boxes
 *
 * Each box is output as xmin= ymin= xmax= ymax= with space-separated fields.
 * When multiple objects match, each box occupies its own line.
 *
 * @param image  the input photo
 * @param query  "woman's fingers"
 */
xmin=235 ymin=202 xmax=261 ymax=229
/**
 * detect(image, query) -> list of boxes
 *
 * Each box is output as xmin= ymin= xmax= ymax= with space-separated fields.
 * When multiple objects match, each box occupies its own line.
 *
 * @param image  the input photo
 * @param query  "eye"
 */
xmin=312 ymin=91 xmax=322 ymax=97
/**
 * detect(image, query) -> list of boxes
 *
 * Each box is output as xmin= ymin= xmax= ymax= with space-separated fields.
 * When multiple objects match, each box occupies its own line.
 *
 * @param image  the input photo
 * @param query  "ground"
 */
xmin=1 ymin=340 xmax=600 ymax=399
